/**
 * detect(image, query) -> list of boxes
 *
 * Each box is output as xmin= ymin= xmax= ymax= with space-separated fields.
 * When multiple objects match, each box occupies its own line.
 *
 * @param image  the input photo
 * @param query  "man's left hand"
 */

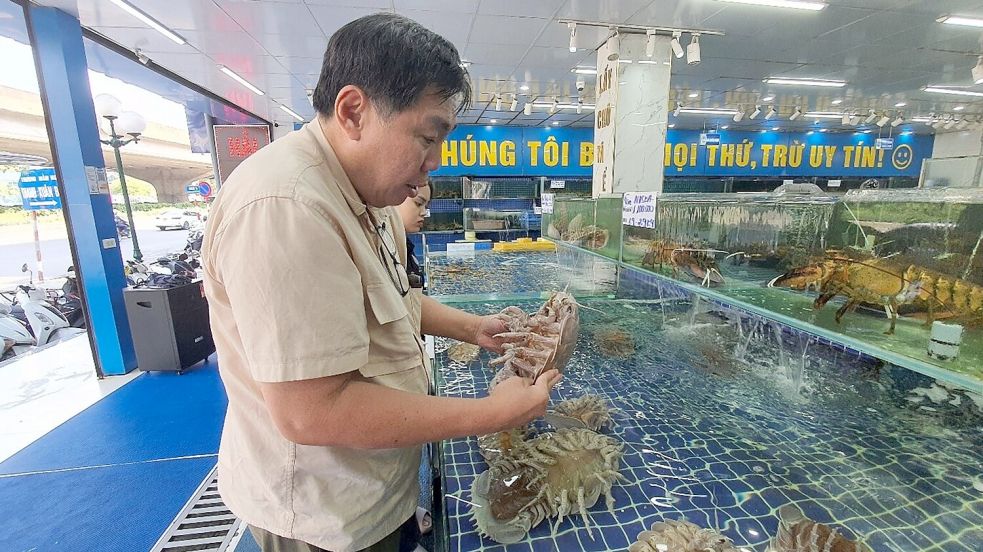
xmin=473 ymin=315 xmax=510 ymax=354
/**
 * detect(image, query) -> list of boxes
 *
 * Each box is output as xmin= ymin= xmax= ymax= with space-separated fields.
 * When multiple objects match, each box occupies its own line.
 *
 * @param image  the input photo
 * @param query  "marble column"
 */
xmin=593 ymin=33 xmax=672 ymax=196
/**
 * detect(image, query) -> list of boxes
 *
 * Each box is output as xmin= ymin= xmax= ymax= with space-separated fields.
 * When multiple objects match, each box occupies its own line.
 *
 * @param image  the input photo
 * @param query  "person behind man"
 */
xmin=201 ymin=13 xmax=561 ymax=552
xmin=396 ymin=179 xmax=431 ymax=292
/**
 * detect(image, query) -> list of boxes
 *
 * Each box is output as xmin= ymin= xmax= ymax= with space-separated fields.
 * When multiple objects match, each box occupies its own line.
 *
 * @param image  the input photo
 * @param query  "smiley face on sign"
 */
xmin=892 ymin=144 xmax=913 ymax=170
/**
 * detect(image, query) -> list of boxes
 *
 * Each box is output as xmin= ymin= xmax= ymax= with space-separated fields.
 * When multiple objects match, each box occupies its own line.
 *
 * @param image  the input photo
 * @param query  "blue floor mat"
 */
xmin=0 ymin=360 xmax=226 ymax=475
xmin=0 ymin=456 xmax=216 ymax=552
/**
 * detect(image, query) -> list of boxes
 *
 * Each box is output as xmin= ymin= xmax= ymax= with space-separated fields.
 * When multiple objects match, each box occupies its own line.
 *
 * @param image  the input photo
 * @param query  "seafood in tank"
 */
xmin=628 ymin=519 xmax=741 ymax=552
xmin=767 ymin=505 xmax=872 ymax=552
xmin=545 ymin=395 xmax=613 ymax=431
xmin=641 ymin=239 xmax=725 ymax=287
xmin=470 ymin=428 xmax=624 ymax=544
xmin=593 ymin=326 xmax=636 ymax=359
xmin=446 ymin=341 xmax=481 ymax=364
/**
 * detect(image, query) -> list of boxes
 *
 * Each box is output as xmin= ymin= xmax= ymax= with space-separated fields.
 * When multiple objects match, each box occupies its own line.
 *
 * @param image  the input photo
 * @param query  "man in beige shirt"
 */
xmin=201 ymin=13 xmax=561 ymax=552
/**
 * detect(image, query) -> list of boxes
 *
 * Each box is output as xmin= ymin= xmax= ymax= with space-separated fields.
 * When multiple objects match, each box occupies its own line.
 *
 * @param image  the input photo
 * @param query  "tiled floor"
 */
xmin=0 ymin=334 xmax=139 ymax=462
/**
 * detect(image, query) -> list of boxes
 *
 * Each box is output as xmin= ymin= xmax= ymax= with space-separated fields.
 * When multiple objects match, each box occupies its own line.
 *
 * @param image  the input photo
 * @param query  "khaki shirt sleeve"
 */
xmin=213 ymin=196 xmax=368 ymax=382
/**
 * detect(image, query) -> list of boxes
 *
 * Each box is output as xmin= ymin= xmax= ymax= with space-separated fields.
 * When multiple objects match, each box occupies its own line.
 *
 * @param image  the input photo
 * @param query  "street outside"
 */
xmin=0 ymin=217 xmax=191 ymax=289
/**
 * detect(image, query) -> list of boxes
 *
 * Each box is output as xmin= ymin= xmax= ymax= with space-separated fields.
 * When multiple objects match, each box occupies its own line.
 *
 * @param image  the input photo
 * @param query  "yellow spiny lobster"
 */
xmin=769 ymin=253 xmax=983 ymax=334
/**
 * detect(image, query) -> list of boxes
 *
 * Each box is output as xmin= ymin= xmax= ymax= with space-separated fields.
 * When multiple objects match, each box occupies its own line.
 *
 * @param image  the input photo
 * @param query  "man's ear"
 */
xmin=333 ymin=84 xmax=369 ymax=141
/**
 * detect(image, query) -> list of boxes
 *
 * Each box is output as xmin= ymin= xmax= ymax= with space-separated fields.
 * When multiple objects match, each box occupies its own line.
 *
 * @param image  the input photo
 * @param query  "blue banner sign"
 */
xmin=18 ymin=168 xmax=61 ymax=211
xmin=433 ymin=125 xmax=932 ymax=178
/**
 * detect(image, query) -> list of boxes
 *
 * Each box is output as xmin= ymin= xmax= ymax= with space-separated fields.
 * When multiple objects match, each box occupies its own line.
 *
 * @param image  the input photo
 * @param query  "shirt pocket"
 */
xmin=360 ymin=283 xmax=424 ymax=381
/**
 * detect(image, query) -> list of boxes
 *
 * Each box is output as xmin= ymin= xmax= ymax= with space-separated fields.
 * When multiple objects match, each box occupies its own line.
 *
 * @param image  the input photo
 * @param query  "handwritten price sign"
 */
xmin=622 ymin=192 xmax=656 ymax=229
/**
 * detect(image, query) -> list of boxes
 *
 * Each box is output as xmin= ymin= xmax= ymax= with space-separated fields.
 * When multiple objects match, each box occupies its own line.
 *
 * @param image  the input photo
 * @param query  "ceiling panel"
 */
xmin=468 ymin=15 xmax=550 ymax=46
xmin=306 ymin=4 xmax=387 ymax=37
xmin=558 ymin=0 xmax=653 ymax=24
xmin=259 ymin=34 xmax=330 ymax=58
xmin=395 ymin=0 xmax=479 ymax=13
xmin=213 ymin=1 xmax=323 ymax=36
xmin=477 ymin=0 xmax=566 ymax=20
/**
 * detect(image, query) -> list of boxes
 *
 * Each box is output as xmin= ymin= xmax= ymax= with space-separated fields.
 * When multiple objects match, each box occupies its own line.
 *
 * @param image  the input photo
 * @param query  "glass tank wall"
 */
xmin=544 ymin=191 xmax=983 ymax=388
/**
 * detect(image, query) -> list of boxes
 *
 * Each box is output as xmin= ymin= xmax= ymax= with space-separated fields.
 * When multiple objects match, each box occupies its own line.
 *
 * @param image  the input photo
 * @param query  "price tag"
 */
xmin=534 ymin=206 xmax=543 ymax=215
xmin=622 ymin=192 xmax=657 ymax=228
xmin=550 ymin=180 xmax=566 ymax=189
xmin=828 ymin=179 xmax=842 ymax=188
xmin=541 ymin=193 xmax=554 ymax=214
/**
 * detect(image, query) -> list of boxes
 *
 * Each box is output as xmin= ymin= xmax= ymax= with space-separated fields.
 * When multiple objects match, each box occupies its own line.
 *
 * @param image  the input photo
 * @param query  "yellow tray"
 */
xmin=492 ymin=238 xmax=557 ymax=252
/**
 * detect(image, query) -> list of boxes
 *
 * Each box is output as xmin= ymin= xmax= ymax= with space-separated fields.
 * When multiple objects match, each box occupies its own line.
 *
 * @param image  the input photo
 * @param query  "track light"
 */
xmin=687 ymin=34 xmax=701 ymax=65
xmin=849 ymin=113 xmax=860 ymax=125
xmin=645 ymin=29 xmax=657 ymax=57
xmin=789 ymin=106 xmax=802 ymax=120
xmin=495 ymin=94 xmax=502 ymax=111
xmin=765 ymin=106 xmax=777 ymax=120
xmin=841 ymin=112 xmax=851 ymax=125
xmin=944 ymin=117 xmax=958 ymax=130
xmin=568 ymin=22 xmax=577 ymax=53
xmin=607 ymin=30 xmax=620 ymax=61
xmin=524 ymin=102 xmax=533 ymax=116
xmin=577 ymin=99 xmax=584 ymax=115
xmin=863 ymin=109 xmax=877 ymax=124
xmin=931 ymin=117 xmax=945 ymax=129
xmin=890 ymin=113 xmax=904 ymax=127
xmin=876 ymin=114 xmax=890 ymax=127
xmin=733 ymin=108 xmax=745 ymax=122
xmin=550 ymin=97 xmax=559 ymax=115
xmin=957 ymin=119 xmax=971 ymax=130
xmin=510 ymin=95 xmax=518 ymax=111
xmin=749 ymin=105 xmax=761 ymax=119
xmin=670 ymin=31 xmax=684 ymax=58
xmin=673 ymin=103 xmax=682 ymax=116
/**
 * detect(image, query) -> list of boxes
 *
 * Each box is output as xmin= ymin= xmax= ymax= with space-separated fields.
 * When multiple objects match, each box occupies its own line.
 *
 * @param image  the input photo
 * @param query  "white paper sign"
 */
xmin=550 ymin=179 xmax=566 ymax=189
xmin=541 ymin=193 xmax=555 ymax=214
xmin=85 ymin=166 xmax=99 ymax=194
xmin=783 ymin=179 xmax=794 ymax=186
xmin=534 ymin=206 xmax=543 ymax=215
xmin=827 ymin=179 xmax=842 ymax=188
xmin=622 ymin=192 xmax=656 ymax=228
xmin=97 ymin=167 xmax=109 ymax=193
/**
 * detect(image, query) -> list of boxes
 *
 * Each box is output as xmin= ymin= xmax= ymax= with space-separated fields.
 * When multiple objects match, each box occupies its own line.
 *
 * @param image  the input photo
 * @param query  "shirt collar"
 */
xmin=305 ymin=119 xmax=369 ymax=218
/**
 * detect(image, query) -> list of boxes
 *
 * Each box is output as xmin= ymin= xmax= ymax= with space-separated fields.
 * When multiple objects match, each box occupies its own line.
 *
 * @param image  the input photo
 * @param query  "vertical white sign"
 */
xmin=541 ymin=193 xmax=555 ymax=214
xmin=592 ymin=37 xmax=618 ymax=198
xmin=622 ymin=192 xmax=657 ymax=228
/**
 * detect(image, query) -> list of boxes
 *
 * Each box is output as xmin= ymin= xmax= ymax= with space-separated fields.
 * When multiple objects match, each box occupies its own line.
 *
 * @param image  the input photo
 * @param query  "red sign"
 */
xmin=213 ymin=125 xmax=271 ymax=185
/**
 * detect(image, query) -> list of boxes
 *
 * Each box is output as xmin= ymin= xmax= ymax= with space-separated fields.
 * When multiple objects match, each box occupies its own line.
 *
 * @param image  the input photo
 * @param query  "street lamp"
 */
xmin=94 ymin=93 xmax=146 ymax=261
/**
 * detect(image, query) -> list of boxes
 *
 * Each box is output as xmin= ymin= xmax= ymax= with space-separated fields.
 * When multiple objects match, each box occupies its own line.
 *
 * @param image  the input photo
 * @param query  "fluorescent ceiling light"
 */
xmin=761 ymin=95 xmax=775 ymax=102
xmin=107 ymin=0 xmax=185 ymax=45
xmin=617 ymin=59 xmax=633 ymax=64
xmin=938 ymin=15 xmax=983 ymax=28
xmin=219 ymin=66 xmax=265 ymax=96
xmin=924 ymin=86 xmax=983 ymax=97
xmin=520 ymin=85 xmax=530 ymax=91
xmin=894 ymin=102 xmax=907 ymax=107
xmin=911 ymin=117 xmax=932 ymax=122
xmin=552 ymin=121 xmax=560 ymax=126
xmin=831 ymin=99 xmax=842 ymax=105
xmin=954 ymin=105 xmax=966 ymax=110
xmin=718 ymin=0 xmax=826 ymax=11
xmin=533 ymin=102 xmax=596 ymax=110
xmin=679 ymin=107 xmax=739 ymax=115
xmin=278 ymin=104 xmax=303 ymax=121
xmin=764 ymin=77 xmax=846 ymax=87
xmin=490 ymin=119 xmax=497 ymax=124
xmin=573 ymin=67 xmax=597 ymax=75
xmin=804 ymin=112 xmax=843 ymax=119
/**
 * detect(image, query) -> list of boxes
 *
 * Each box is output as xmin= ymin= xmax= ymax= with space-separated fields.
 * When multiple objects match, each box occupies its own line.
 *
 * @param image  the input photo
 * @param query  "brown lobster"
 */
xmin=769 ymin=253 xmax=983 ymax=334
xmin=641 ymin=240 xmax=724 ymax=287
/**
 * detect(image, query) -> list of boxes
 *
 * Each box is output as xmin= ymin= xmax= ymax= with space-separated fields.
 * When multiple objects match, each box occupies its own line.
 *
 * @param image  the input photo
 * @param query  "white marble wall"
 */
xmin=614 ymin=34 xmax=672 ymax=194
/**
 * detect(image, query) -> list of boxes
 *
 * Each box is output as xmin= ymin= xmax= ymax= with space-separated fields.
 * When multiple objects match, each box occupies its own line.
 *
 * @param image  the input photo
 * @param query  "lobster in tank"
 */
xmin=769 ymin=251 xmax=983 ymax=334
xmin=641 ymin=239 xmax=725 ymax=287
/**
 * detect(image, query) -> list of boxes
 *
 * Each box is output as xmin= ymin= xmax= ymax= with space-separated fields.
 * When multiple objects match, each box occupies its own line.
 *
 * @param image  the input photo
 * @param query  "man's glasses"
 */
xmin=373 ymin=219 xmax=410 ymax=297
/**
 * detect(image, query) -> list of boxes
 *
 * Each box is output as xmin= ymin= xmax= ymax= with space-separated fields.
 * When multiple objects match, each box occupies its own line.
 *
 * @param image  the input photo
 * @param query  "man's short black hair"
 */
xmin=313 ymin=13 xmax=471 ymax=117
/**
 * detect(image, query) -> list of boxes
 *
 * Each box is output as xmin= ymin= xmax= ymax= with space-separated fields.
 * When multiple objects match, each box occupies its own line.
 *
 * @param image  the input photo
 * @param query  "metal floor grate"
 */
xmin=150 ymin=465 xmax=245 ymax=552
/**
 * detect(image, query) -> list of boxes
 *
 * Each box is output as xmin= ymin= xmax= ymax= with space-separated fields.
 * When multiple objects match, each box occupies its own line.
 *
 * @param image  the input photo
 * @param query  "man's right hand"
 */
xmin=486 ymin=370 xmax=562 ymax=430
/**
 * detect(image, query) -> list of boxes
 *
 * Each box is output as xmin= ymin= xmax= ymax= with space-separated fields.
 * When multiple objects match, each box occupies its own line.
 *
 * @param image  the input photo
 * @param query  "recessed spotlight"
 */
xmin=552 ymin=121 xmax=560 ymax=126
xmin=490 ymin=119 xmax=497 ymax=124
xmin=894 ymin=102 xmax=907 ymax=107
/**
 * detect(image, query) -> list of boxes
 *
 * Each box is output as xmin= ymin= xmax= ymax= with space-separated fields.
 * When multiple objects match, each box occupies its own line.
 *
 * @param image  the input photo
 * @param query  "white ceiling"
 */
xmin=30 ymin=0 xmax=983 ymax=133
